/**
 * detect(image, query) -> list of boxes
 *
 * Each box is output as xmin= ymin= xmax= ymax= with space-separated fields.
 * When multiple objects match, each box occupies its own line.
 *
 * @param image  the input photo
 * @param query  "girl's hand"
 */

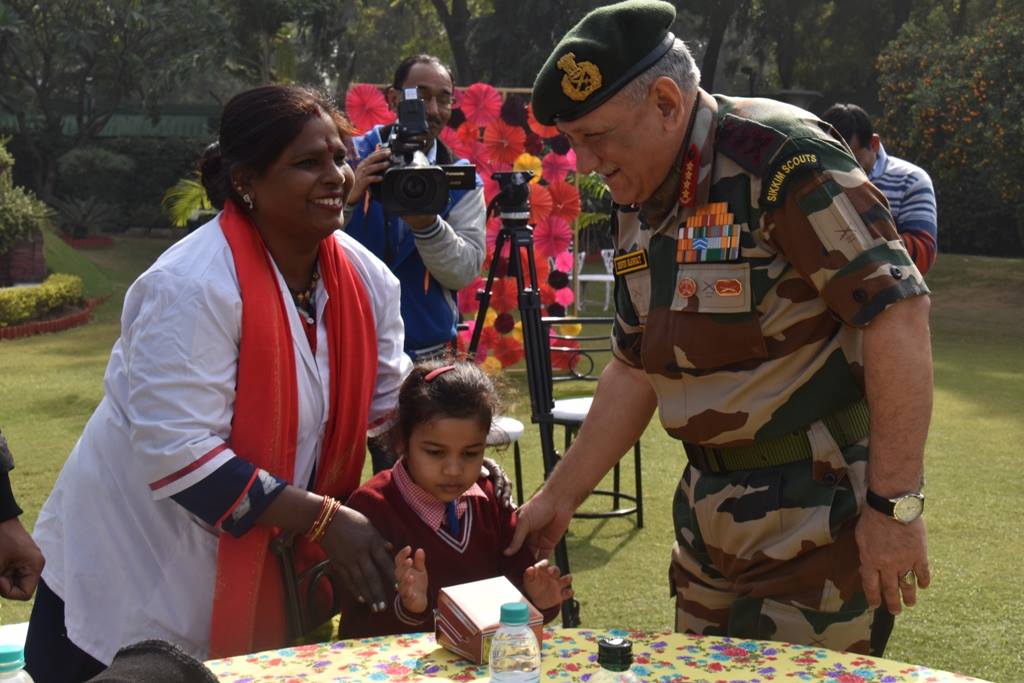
xmin=522 ymin=559 xmax=573 ymax=610
xmin=395 ymin=546 xmax=429 ymax=614
xmin=320 ymin=505 xmax=395 ymax=612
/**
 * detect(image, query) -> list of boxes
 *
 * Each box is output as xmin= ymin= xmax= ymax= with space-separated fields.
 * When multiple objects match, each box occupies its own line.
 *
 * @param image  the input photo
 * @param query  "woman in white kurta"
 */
xmin=26 ymin=85 xmax=411 ymax=679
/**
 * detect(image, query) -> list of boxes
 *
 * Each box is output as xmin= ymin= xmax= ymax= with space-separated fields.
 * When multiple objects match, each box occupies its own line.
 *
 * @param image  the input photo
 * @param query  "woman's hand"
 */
xmin=522 ymin=559 xmax=573 ymax=610
xmin=482 ymin=457 xmax=515 ymax=510
xmin=348 ymin=148 xmax=391 ymax=205
xmin=394 ymin=546 xmax=429 ymax=614
xmin=320 ymin=505 xmax=395 ymax=612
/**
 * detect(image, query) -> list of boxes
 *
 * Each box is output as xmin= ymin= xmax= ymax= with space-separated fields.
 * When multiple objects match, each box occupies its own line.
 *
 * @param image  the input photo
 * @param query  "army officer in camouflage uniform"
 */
xmin=507 ymin=0 xmax=932 ymax=655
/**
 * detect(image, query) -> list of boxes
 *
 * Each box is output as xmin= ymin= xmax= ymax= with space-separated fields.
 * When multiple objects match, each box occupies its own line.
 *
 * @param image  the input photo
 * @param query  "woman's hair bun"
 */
xmin=198 ymin=141 xmax=227 ymax=210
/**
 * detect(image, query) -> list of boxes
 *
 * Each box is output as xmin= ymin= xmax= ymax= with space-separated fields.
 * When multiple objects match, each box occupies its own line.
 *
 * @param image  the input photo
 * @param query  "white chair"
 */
xmin=488 ymin=415 xmax=526 ymax=505
xmin=576 ymin=249 xmax=615 ymax=311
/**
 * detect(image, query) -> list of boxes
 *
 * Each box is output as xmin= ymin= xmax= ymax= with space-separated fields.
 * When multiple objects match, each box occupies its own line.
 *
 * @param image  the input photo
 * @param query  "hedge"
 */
xmin=0 ymin=273 xmax=84 ymax=327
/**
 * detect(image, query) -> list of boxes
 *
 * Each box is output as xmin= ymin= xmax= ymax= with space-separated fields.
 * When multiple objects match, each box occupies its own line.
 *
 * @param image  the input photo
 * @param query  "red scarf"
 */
xmin=209 ymin=201 xmax=377 ymax=658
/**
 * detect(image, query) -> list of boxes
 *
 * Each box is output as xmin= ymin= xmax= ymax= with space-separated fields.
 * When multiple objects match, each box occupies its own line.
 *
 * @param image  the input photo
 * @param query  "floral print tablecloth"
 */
xmin=206 ymin=628 xmax=988 ymax=682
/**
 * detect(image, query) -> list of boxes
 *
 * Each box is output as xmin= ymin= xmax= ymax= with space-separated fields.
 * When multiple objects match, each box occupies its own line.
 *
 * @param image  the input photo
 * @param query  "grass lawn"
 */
xmin=1 ymin=242 xmax=1021 ymax=681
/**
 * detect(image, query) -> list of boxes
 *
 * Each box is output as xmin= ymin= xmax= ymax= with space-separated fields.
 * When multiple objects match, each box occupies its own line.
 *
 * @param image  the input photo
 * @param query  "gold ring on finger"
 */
xmin=900 ymin=569 xmax=916 ymax=586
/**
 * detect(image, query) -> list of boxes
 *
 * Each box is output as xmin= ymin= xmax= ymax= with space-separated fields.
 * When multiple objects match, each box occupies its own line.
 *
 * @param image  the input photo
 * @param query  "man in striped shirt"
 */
xmin=822 ymin=103 xmax=937 ymax=274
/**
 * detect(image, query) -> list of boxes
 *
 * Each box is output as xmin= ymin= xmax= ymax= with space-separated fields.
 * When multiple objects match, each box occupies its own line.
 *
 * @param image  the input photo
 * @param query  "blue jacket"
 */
xmin=346 ymin=125 xmax=485 ymax=356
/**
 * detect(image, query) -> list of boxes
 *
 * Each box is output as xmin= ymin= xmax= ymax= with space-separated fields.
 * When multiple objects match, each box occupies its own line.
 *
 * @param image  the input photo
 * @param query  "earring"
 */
xmin=242 ymin=193 xmax=254 ymax=211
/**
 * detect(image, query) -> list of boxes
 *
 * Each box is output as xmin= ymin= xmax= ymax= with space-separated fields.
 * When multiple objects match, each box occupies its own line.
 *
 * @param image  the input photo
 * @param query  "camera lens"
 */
xmin=400 ymin=174 xmax=428 ymax=200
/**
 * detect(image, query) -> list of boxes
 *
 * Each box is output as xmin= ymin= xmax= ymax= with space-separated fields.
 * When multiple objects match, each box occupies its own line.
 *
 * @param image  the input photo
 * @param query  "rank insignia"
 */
xmin=613 ymin=248 xmax=648 ymax=276
xmin=714 ymin=278 xmax=743 ymax=296
xmin=557 ymin=52 xmax=602 ymax=102
xmin=676 ymin=202 xmax=741 ymax=263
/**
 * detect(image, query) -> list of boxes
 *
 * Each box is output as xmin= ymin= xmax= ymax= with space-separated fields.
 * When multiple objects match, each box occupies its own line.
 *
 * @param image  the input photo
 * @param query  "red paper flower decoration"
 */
xmin=345 ymin=84 xmax=394 ymax=134
xmin=490 ymin=277 xmax=519 ymax=314
xmin=482 ymin=120 xmax=527 ymax=167
xmin=533 ymin=215 xmax=573 ymax=259
xmin=528 ymin=183 xmax=552 ymax=224
xmin=540 ymin=283 xmax=557 ymax=307
xmin=457 ymin=83 xmax=503 ymax=127
xmin=440 ymin=126 xmax=471 ymax=160
xmin=549 ymin=335 xmax=581 ymax=370
xmin=458 ymin=277 xmax=483 ymax=315
xmin=494 ymin=336 xmax=525 ymax=367
xmin=478 ymin=325 xmax=501 ymax=353
xmin=542 ymin=150 xmax=576 ymax=183
xmin=527 ymin=102 xmax=560 ymax=138
xmin=547 ymin=179 xmax=582 ymax=223
xmin=486 ymin=216 xmax=512 ymax=259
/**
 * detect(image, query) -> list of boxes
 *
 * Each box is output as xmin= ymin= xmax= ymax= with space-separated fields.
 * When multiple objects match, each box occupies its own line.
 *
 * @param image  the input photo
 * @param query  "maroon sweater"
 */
xmin=339 ymin=469 xmax=559 ymax=638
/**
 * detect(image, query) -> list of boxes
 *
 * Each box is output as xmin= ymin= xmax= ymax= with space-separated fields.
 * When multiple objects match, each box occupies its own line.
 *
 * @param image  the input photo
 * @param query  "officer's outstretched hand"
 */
xmin=505 ymin=488 xmax=573 ymax=561
xmin=855 ymin=509 xmax=930 ymax=615
xmin=0 ymin=516 xmax=44 ymax=600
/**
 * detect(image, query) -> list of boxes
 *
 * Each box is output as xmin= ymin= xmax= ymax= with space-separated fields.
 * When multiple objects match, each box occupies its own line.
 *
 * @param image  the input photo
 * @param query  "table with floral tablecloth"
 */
xmin=206 ymin=628 xmax=989 ymax=682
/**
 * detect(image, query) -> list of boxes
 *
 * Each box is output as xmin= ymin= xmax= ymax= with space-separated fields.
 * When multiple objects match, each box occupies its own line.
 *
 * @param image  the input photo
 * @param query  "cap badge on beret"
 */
xmin=557 ymin=52 xmax=603 ymax=102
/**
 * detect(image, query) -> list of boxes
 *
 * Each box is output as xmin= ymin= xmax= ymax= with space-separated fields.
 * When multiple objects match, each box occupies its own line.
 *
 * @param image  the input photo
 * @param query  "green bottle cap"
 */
xmin=499 ymin=601 xmax=529 ymax=626
xmin=598 ymin=637 xmax=633 ymax=672
xmin=0 ymin=644 xmax=25 ymax=673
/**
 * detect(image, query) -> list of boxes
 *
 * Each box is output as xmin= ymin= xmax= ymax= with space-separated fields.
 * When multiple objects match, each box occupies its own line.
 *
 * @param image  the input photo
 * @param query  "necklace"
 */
xmin=290 ymin=270 xmax=319 ymax=325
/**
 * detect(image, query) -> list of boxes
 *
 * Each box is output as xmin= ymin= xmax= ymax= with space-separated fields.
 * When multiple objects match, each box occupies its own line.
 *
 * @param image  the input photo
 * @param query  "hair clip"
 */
xmin=424 ymin=365 xmax=457 ymax=382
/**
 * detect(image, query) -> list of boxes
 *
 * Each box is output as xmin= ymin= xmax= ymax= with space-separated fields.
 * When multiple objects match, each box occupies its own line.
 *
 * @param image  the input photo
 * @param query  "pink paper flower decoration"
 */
xmin=345 ymin=84 xmax=394 ymax=134
xmin=555 ymin=287 xmax=575 ymax=307
xmin=482 ymin=120 xmax=527 ymax=166
xmin=533 ymin=215 xmax=573 ymax=259
xmin=554 ymin=251 xmax=575 ymax=273
xmin=457 ymin=83 xmax=503 ymax=127
xmin=542 ymin=150 xmax=577 ymax=183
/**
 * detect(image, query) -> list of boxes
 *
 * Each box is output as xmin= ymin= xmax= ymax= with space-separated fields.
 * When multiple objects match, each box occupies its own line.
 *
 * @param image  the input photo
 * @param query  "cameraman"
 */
xmin=345 ymin=54 xmax=486 ymax=472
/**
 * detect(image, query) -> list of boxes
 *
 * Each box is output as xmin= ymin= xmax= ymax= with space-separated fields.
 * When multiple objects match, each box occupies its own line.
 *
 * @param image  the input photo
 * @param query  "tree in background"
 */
xmin=877 ymin=1 xmax=1023 ymax=255
xmin=0 ymin=0 xmax=223 ymax=198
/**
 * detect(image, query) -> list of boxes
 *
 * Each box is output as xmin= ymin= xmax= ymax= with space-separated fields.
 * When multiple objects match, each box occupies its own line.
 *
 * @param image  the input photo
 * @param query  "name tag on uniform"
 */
xmin=613 ymin=249 xmax=649 ymax=276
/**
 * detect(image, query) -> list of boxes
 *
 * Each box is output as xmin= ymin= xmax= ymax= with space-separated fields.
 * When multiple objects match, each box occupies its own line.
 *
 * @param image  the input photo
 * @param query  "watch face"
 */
xmin=893 ymin=494 xmax=924 ymax=522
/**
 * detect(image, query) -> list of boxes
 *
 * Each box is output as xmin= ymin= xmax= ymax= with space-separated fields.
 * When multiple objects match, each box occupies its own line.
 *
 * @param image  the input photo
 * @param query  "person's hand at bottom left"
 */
xmin=0 ymin=517 xmax=44 ymax=600
xmin=522 ymin=559 xmax=573 ymax=610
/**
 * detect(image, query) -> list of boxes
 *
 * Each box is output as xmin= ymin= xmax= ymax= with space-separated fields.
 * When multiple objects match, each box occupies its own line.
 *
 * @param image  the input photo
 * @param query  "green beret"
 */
xmin=531 ymin=0 xmax=676 ymax=126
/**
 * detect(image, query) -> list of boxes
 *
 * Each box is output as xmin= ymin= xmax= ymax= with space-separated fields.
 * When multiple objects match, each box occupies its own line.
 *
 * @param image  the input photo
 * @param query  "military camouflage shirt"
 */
xmin=612 ymin=90 xmax=928 ymax=447
xmin=0 ymin=429 xmax=13 ymax=473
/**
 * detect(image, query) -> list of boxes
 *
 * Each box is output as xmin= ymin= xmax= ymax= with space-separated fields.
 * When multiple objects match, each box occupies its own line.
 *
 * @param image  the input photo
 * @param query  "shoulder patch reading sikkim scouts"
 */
xmin=558 ymin=52 xmax=602 ymax=102
xmin=614 ymin=248 xmax=649 ymax=275
xmin=762 ymin=152 xmax=821 ymax=207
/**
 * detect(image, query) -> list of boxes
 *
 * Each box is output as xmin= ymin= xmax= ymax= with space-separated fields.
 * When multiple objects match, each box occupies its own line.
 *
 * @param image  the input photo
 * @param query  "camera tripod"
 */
xmin=467 ymin=172 xmax=582 ymax=628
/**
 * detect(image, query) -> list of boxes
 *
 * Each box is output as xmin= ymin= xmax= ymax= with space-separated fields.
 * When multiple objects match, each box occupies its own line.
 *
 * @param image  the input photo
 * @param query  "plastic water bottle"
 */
xmin=488 ymin=602 xmax=540 ymax=682
xmin=0 ymin=644 xmax=34 ymax=682
xmin=590 ymin=637 xmax=641 ymax=683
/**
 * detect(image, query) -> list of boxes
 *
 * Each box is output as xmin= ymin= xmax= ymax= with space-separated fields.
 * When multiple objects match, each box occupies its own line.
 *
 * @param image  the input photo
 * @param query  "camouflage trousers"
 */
xmin=670 ymin=428 xmax=893 ymax=655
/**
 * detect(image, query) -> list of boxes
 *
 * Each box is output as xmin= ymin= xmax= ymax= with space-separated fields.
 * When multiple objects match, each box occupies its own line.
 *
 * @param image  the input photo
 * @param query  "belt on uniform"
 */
xmin=683 ymin=398 xmax=870 ymax=474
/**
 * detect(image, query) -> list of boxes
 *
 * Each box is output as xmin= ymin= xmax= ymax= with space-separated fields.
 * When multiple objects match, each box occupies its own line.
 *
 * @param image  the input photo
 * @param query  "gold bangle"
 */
xmin=304 ymin=496 xmax=334 ymax=542
xmin=308 ymin=498 xmax=342 ymax=544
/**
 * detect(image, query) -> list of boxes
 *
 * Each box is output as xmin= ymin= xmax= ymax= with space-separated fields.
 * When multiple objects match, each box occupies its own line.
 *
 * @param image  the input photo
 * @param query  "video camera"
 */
xmin=490 ymin=171 xmax=533 ymax=220
xmin=372 ymin=88 xmax=476 ymax=216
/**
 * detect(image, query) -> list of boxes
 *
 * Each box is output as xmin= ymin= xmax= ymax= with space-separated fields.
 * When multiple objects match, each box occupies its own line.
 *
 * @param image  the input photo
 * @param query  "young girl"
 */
xmin=339 ymin=361 xmax=573 ymax=638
